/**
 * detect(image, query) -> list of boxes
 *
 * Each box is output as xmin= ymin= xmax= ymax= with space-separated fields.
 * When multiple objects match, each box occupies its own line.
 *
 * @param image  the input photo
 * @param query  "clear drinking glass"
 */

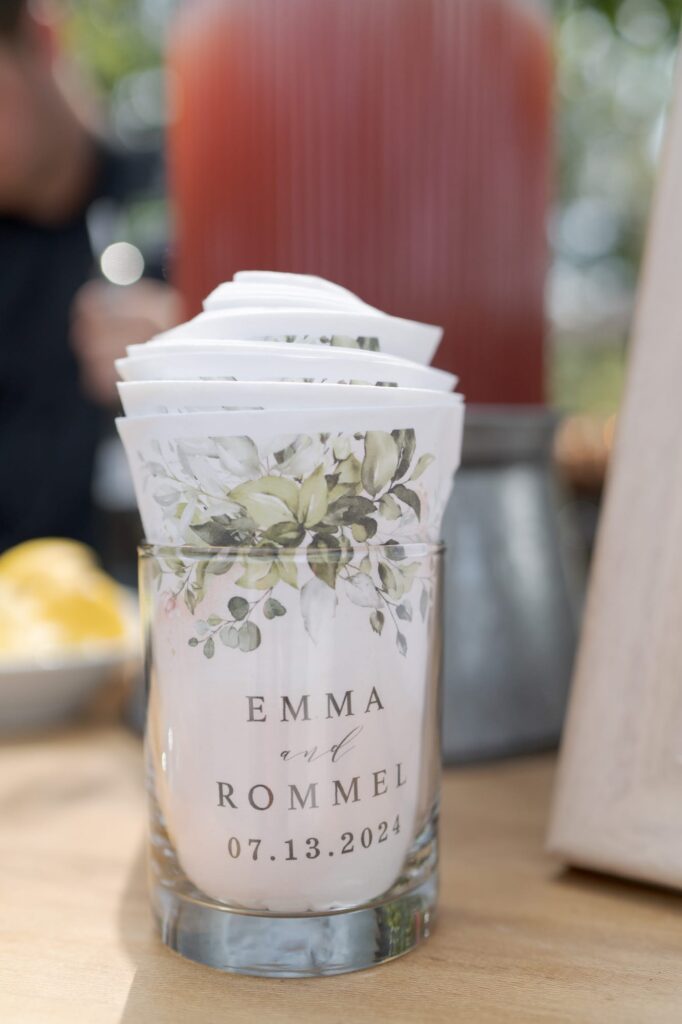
xmin=140 ymin=541 xmax=443 ymax=977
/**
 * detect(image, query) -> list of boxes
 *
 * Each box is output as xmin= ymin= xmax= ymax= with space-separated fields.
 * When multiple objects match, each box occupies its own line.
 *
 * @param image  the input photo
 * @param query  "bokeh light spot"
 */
xmin=100 ymin=242 xmax=145 ymax=286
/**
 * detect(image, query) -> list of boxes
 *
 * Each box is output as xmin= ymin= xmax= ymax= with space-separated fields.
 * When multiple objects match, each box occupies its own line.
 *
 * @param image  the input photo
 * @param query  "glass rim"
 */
xmin=138 ymin=540 xmax=445 ymax=560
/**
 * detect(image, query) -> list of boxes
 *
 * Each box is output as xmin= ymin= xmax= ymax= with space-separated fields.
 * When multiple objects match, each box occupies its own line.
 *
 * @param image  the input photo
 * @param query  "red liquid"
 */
xmin=168 ymin=0 xmax=552 ymax=403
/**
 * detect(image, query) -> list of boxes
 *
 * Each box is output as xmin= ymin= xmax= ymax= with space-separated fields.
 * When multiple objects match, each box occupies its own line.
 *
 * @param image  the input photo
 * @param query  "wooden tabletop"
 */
xmin=1 ymin=721 xmax=681 ymax=1024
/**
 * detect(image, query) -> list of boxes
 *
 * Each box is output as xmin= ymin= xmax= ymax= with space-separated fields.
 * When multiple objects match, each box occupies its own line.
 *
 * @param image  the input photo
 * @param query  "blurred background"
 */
xmin=0 ymin=0 xmax=678 ymax=752
xmin=47 ymin=0 xmax=680 ymax=549
xmin=64 ymin=0 xmax=679 ymax=381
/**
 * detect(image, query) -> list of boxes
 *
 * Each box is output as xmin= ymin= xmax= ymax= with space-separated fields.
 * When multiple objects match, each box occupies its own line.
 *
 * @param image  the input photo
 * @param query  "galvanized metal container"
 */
xmin=441 ymin=406 xmax=585 ymax=763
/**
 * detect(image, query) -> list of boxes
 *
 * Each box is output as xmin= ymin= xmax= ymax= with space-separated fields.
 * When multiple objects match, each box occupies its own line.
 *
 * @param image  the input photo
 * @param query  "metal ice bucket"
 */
xmin=441 ymin=406 xmax=583 ymax=762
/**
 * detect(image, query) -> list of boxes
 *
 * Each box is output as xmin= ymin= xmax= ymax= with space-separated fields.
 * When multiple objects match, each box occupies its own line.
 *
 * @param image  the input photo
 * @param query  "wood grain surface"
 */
xmin=1 ymin=723 xmax=681 ymax=1023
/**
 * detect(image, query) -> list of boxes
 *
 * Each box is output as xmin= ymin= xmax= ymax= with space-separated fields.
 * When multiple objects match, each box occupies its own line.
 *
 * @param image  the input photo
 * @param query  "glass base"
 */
xmin=151 ymin=871 xmax=437 ymax=978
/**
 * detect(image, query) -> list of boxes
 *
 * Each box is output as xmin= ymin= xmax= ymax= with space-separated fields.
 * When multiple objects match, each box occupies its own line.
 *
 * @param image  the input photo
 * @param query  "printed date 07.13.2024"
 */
xmin=225 ymin=816 xmax=402 ymax=862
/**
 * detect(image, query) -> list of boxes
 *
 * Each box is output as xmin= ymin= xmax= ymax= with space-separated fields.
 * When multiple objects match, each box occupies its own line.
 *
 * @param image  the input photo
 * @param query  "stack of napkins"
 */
xmin=116 ymin=271 xmax=464 ymax=550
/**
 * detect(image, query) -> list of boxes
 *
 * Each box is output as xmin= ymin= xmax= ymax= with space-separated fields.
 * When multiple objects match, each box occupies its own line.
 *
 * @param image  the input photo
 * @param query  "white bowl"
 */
xmin=0 ymin=591 xmax=140 ymax=735
xmin=0 ymin=645 xmax=137 ymax=734
xmin=117 ymin=343 xmax=455 ymax=392
xmin=117 ymin=380 xmax=463 ymax=417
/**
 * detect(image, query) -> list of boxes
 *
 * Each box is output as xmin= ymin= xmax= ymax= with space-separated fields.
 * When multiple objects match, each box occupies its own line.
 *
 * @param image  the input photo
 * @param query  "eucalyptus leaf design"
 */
xmin=361 ymin=432 xmax=399 ymax=496
xmin=370 ymin=609 xmax=385 ymax=634
xmin=264 ymin=597 xmax=286 ymax=619
xmin=142 ymin=428 xmax=437 ymax=654
xmin=411 ymin=453 xmax=435 ymax=481
xmin=391 ymin=429 xmax=417 ymax=483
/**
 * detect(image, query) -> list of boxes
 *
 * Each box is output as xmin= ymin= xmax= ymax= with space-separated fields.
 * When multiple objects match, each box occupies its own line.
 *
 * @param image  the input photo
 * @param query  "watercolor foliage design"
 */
xmin=141 ymin=429 xmax=436 ymax=655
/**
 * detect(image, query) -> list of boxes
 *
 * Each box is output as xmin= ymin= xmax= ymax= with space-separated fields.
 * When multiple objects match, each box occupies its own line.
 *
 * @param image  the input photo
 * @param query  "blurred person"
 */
xmin=0 ymin=0 xmax=178 ymax=552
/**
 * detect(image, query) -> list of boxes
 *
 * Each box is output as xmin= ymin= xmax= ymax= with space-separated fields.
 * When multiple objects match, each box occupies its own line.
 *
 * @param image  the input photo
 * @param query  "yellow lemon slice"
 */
xmin=0 ymin=538 xmax=95 ymax=586
xmin=38 ymin=576 xmax=128 ymax=644
xmin=0 ymin=539 xmax=129 ymax=656
xmin=0 ymin=579 xmax=62 ymax=657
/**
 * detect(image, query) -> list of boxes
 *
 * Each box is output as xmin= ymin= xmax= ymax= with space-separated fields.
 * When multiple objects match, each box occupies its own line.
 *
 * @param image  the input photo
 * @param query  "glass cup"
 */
xmin=140 ymin=541 xmax=444 ymax=977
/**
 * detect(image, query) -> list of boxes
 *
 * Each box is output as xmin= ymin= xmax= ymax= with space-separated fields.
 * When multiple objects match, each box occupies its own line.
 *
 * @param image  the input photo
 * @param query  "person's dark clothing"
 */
xmin=0 ymin=211 xmax=100 ymax=549
xmin=0 ymin=143 xmax=160 ymax=552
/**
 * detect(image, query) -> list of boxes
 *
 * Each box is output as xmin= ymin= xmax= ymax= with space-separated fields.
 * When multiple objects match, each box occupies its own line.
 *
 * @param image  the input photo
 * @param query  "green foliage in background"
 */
xmin=551 ymin=338 xmax=626 ymax=414
xmin=549 ymin=0 xmax=679 ymax=411
xmin=61 ymin=0 xmax=163 ymax=93
xmin=560 ymin=0 xmax=682 ymax=21
xmin=59 ymin=0 xmax=678 ymax=413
